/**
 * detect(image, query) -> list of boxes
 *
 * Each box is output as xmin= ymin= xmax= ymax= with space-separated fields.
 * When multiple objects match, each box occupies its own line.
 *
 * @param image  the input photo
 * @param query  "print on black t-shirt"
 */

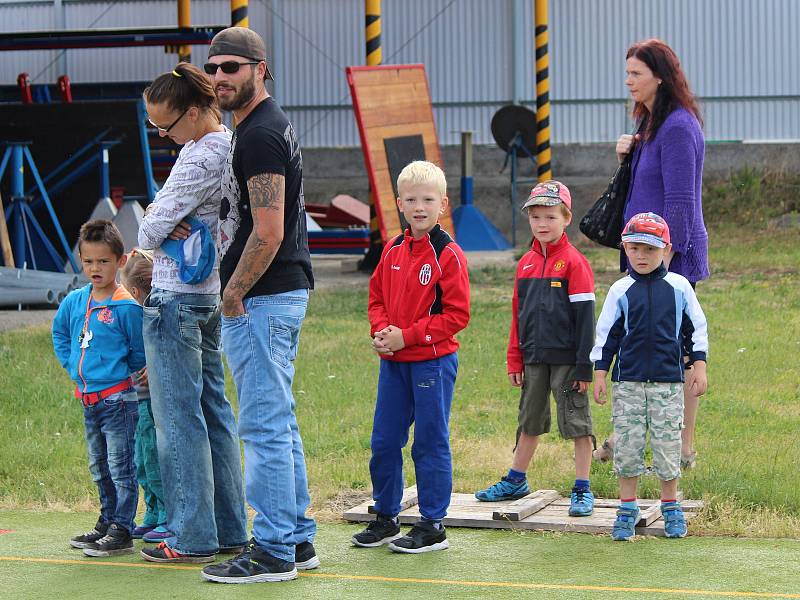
xmin=218 ymin=97 xmax=314 ymax=297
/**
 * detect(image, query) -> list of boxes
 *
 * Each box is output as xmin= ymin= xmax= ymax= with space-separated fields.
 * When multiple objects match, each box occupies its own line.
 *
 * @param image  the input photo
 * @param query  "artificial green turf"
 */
xmin=1 ymin=511 xmax=799 ymax=600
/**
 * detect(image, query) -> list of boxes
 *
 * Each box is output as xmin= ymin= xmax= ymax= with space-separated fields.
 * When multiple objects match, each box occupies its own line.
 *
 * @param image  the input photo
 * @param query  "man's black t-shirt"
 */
xmin=219 ymin=97 xmax=314 ymax=297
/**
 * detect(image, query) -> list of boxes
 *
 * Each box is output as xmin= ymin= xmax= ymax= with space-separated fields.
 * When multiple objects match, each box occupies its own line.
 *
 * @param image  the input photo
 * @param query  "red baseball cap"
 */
xmin=522 ymin=180 xmax=572 ymax=211
xmin=621 ymin=212 xmax=671 ymax=248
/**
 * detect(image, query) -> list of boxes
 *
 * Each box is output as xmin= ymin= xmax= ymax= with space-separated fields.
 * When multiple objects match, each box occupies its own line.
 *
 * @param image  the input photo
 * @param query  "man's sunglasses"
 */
xmin=148 ymin=107 xmax=189 ymax=133
xmin=203 ymin=61 xmax=261 ymax=75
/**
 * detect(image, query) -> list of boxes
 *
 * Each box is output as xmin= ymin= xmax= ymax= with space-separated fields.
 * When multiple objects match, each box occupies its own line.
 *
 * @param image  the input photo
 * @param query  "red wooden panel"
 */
xmin=347 ymin=64 xmax=454 ymax=242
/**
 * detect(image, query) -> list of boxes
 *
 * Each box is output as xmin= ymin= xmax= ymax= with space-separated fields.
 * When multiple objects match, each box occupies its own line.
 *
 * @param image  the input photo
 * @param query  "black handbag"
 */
xmin=579 ymin=153 xmax=632 ymax=248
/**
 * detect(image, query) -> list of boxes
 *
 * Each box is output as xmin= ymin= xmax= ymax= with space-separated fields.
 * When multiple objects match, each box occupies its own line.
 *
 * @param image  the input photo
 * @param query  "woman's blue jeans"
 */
xmin=144 ymin=288 xmax=248 ymax=555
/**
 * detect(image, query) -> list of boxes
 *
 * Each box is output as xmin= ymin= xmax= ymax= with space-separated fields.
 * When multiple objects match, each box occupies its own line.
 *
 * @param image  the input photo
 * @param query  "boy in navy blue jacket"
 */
xmin=592 ymin=212 xmax=708 ymax=541
xmin=52 ymin=219 xmax=145 ymax=556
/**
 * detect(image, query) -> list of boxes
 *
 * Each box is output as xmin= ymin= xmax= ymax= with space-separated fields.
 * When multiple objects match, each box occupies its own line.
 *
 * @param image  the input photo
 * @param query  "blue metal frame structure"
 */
xmin=136 ymin=99 xmax=158 ymax=203
xmin=0 ymin=143 xmax=79 ymax=271
xmin=25 ymin=128 xmax=112 ymax=198
xmin=28 ymin=138 xmax=122 ymax=210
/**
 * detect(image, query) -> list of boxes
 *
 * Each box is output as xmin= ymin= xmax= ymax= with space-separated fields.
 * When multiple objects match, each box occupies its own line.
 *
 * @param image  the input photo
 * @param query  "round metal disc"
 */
xmin=490 ymin=104 xmax=537 ymax=156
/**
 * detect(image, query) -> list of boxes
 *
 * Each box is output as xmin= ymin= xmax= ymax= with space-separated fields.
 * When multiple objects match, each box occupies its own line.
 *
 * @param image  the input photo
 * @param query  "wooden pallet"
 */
xmin=344 ymin=488 xmax=703 ymax=537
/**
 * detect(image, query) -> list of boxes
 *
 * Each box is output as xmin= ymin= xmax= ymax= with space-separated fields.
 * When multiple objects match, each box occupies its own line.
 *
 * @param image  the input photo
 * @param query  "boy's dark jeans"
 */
xmin=83 ymin=390 xmax=139 ymax=533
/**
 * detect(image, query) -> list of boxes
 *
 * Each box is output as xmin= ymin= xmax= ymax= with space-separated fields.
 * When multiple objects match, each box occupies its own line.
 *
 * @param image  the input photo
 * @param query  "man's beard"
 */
xmin=218 ymin=74 xmax=257 ymax=111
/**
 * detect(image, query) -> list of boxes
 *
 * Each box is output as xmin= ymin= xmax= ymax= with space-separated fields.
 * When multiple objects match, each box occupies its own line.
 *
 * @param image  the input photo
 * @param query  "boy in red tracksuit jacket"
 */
xmin=353 ymin=161 xmax=470 ymax=554
xmin=474 ymin=181 xmax=597 ymax=518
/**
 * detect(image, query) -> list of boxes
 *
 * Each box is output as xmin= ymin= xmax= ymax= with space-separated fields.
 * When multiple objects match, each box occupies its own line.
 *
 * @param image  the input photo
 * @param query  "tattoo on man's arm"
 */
xmin=247 ymin=173 xmax=285 ymax=210
xmin=225 ymin=219 xmax=281 ymax=299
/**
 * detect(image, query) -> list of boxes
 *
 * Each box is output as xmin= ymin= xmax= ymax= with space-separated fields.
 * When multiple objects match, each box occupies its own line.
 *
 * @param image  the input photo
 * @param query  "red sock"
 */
xmin=620 ymin=497 xmax=636 ymax=503
xmin=661 ymin=498 xmax=677 ymax=504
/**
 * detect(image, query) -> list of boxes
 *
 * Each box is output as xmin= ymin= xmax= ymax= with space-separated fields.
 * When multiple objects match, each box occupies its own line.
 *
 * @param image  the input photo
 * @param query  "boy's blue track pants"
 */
xmin=369 ymin=353 xmax=458 ymax=521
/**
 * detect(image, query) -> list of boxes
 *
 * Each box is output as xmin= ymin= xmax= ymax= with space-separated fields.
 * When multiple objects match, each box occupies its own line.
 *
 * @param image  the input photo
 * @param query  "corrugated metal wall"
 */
xmin=550 ymin=0 xmax=800 ymax=142
xmin=2 ymin=0 xmax=798 ymax=145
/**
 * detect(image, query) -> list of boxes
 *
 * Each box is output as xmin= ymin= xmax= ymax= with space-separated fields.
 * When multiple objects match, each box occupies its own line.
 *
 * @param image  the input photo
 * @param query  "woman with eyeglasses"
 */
xmin=137 ymin=62 xmax=248 ymax=563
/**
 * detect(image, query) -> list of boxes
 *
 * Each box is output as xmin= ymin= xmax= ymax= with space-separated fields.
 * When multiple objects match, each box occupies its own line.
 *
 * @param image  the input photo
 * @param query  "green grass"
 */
xmin=1 ymin=511 xmax=799 ymax=600
xmin=1 ymin=224 xmax=799 ymax=537
xmin=703 ymin=168 xmax=800 ymax=224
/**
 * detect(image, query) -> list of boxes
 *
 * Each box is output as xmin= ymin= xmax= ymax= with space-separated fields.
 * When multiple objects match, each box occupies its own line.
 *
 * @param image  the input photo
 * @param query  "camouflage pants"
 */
xmin=611 ymin=381 xmax=684 ymax=480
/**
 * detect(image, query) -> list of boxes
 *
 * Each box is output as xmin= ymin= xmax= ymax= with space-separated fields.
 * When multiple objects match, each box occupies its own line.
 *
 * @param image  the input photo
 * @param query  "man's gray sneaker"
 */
xmin=201 ymin=539 xmax=297 ymax=584
xmin=295 ymin=541 xmax=320 ymax=570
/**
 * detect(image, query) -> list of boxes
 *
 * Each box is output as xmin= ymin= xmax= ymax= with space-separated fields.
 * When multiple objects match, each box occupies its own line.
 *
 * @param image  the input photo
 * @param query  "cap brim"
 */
xmin=621 ymin=233 xmax=666 ymax=248
xmin=521 ymin=197 xmax=564 ymax=211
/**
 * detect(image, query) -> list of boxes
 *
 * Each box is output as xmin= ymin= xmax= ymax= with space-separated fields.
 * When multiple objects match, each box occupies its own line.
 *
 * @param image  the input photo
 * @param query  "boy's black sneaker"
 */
xmin=69 ymin=519 xmax=109 ymax=549
xmin=351 ymin=514 xmax=401 ymax=547
xmin=388 ymin=520 xmax=449 ymax=554
xmin=201 ymin=539 xmax=297 ymax=583
xmin=83 ymin=523 xmax=134 ymax=557
xmin=295 ymin=541 xmax=320 ymax=570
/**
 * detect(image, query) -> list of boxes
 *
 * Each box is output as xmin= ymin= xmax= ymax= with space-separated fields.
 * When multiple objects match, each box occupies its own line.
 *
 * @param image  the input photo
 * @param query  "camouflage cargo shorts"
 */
xmin=611 ymin=381 xmax=684 ymax=480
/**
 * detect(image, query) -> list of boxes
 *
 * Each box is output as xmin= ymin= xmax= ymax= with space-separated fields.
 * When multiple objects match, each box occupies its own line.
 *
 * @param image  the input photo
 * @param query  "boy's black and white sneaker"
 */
xmin=351 ymin=514 xmax=401 ymax=547
xmin=82 ymin=523 xmax=134 ymax=557
xmin=69 ymin=519 xmax=109 ymax=549
xmin=388 ymin=519 xmax=448 ymax=554
xmin=201 ymin=539 xmax=297 ymax=584
xmin=295 ymin=541 xmax=320 ymax=570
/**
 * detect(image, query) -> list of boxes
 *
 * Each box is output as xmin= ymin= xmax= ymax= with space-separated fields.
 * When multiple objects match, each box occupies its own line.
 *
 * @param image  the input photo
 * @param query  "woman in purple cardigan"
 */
xmin=598 ymin=39 xmax=708 ymax=470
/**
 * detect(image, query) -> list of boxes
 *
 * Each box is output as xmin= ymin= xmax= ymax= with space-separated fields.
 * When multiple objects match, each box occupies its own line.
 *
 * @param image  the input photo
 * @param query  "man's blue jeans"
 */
xmin=144 ymin=288 xmax=248 ymax=555
xmin=221 ymin=290 xmax=316 ymax=562
xmin=83 ymin=389 xmax=139 ymax=534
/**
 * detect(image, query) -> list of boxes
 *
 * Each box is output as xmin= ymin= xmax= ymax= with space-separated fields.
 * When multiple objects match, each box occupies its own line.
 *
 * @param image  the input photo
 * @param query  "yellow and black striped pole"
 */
xmin=178 ymin=0 xmax=191 ymax=62
xmin=534 ymin=0 xmax=552 ymax=181
xmin=366 ymin=0 xmax=382 ymax=66
xmin=362 ymin=0 xmax=383 ymax=268
xmin=231 ymin=0 xmax=248 ymax=28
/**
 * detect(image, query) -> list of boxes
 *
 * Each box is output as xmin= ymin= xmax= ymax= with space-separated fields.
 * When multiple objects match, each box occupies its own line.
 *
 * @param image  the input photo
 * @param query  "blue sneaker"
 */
xmin=611 ymin=506 xmax=640 ymax=541
xmin=661 ymin=502 xmax=688 ymax=538
xmin=568 ymin=488 xmax=594 ymax=516
xmin=475 ymin=476 xmax=530 ymax=502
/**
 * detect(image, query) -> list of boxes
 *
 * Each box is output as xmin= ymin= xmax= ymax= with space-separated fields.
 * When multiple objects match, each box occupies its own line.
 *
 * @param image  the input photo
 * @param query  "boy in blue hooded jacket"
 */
xmin=52 ymin=219 xmax=146 ymax=557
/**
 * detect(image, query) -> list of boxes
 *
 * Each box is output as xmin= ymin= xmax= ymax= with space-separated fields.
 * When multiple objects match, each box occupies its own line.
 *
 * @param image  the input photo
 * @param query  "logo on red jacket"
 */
xmin=418 ymin=263 xmax=432 ymax=285
xmin=97 ymin=308 xmax=114 ymax=324
xmin=554 ymin=259 xmax=566 ymax=272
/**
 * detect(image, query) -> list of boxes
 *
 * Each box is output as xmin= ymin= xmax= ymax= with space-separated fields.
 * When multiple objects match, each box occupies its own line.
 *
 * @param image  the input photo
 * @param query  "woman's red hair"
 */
xmin=627 ymin=39 xmax=702 ymax=138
